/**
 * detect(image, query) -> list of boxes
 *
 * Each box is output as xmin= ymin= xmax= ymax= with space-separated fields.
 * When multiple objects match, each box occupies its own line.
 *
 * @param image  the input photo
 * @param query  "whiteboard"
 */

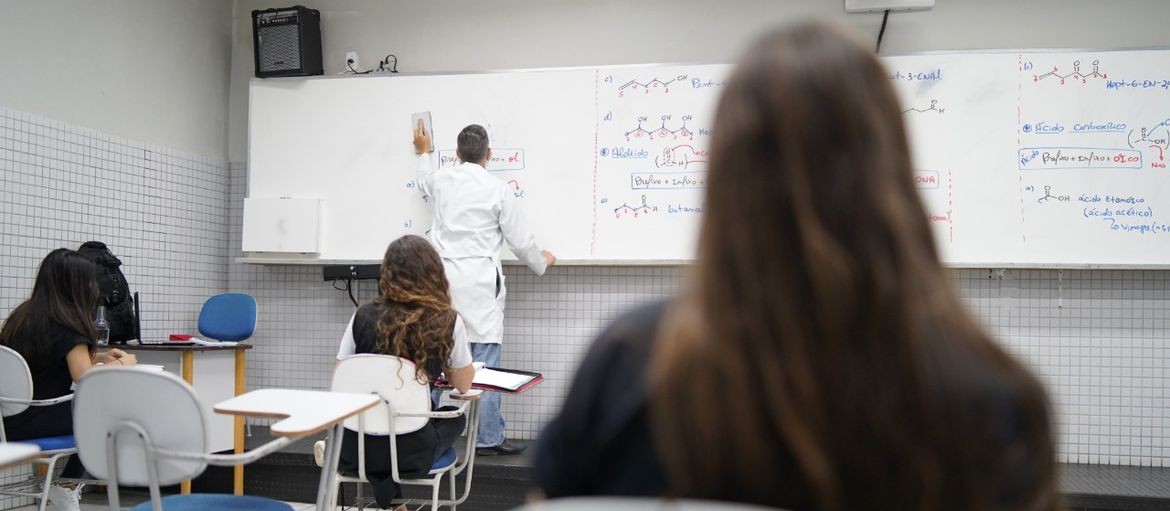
xmin=247 ymin=49 xmax=1170 ymax=266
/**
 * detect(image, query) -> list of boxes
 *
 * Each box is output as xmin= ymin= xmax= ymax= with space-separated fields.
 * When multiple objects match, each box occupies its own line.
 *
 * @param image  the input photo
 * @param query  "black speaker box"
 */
xmin=252 ymin=6 xmax=323 ymax=78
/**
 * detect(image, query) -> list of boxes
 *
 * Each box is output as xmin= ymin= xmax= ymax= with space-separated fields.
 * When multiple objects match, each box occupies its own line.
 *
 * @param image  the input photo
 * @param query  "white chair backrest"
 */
xmin=332 ymin=355 xmax=431 ymax=435
xmin=0 ymin=345 xmax=34 ymax=417
xmin=73 ymin=368 xmax=209 ymax=486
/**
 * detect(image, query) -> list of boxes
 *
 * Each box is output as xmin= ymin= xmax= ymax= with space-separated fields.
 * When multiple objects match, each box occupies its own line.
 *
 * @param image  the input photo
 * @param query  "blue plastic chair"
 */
xmin=198 ymin=293 xmax=257 ymax=342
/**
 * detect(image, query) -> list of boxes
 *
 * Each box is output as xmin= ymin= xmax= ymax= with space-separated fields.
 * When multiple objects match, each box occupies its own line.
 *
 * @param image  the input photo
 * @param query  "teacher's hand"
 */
xmin=542 ymin=250 xmax=557 ymax=268
xmin=413 ymin=119 xmax=433 ymax=154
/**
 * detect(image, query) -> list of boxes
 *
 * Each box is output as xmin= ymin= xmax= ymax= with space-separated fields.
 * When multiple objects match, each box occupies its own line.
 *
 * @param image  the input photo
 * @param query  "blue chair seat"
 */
xmin=24 ymin=434 xmax=75 ymax=452
xmin=428 ymin=446 xmax=456 ymax=474
xmin=130 ymin=494 xmax=291 ymax=511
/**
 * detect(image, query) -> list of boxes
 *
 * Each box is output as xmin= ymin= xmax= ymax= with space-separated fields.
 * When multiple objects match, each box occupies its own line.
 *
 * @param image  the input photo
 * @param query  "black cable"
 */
xmin=876 ymin=9 xmax=890 ymax=54
xmin=346 ymin=279 xmax=358 ymax=307
xmin=347 ymin=61 xmax=372 ymax=75
xmin=382 ymin=54 xmax=398 ymax=73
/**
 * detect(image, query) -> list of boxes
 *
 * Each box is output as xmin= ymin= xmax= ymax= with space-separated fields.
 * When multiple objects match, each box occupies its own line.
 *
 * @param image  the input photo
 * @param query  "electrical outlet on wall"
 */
xmin=345 ymin=51 xmax=361 ymax=71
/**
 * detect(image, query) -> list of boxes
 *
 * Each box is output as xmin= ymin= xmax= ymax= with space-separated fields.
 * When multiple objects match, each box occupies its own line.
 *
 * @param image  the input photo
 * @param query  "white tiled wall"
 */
xmin=958 ymin=269 xmax=1170 ymax=466
xmin=0 ymin=107 xmax=229 ymax=508
xmin=226 ymin=162 xmax=1170 ymax=468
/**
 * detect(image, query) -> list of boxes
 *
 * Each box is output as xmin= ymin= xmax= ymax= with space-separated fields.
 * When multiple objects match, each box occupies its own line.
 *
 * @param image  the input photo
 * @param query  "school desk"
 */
xmin=214 ymin=389 xmax=380 ymax=510
xmin=122 ymin=343 xmax=252 ymax=494
xmin=0 ymin=443 xmax=40 ymax=469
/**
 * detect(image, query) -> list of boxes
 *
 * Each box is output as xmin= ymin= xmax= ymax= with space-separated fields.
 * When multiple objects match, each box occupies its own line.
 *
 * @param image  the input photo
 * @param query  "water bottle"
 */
xmin=94 ymin=305 xmax=110 ymax=346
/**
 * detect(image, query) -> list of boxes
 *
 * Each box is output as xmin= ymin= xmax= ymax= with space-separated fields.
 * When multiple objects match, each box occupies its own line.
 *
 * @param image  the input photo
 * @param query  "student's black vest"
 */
xmin=351 ymin=303 xmax=450 ymax=383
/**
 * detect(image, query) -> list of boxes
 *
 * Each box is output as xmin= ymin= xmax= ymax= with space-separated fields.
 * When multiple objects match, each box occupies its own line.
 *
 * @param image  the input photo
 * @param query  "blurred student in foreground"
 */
xmin=535 ymin=21 xmax=1062 ymax=511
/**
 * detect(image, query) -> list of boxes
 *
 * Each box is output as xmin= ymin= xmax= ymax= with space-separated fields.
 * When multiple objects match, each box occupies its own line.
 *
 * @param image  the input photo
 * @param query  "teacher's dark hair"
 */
xmin=0 ymin=248 xmax=100 ymax=365
xmin=650 ymin=22 xmax=1062 ymax=511
xmin=456 ymin=124 xmax=490 ymax=165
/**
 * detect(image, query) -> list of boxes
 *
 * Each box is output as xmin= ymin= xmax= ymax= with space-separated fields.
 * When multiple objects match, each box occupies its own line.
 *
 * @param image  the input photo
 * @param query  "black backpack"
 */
xmin=77 ymin=241 xmax=138 ymax=343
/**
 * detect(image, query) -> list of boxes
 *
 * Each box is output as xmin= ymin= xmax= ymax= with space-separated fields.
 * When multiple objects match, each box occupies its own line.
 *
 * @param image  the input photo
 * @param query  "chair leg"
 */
xmin=36 ymin=455 xmax=61 ymax=511
xmin=356 ymin=481 xmax=364 ymax=511
xmin=331 ymin=475 xmax=341 ymax=511
xmin=449 ymin=472 xmax=457 ymax=511
xmin=431 ymin=480 xmax=441 ymax=511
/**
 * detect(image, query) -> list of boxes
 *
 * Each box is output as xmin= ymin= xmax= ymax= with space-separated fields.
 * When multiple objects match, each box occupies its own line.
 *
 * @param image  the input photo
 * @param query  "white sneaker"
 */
xmin=47 ymin=483 xmax=84 ymax=511
xmin=313 ymin=440 xmax=325 ymax=467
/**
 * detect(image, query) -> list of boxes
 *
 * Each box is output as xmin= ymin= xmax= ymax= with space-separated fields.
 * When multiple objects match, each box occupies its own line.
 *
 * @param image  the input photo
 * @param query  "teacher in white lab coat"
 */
xmin=414 ymin=122 xmax=556 ymax=455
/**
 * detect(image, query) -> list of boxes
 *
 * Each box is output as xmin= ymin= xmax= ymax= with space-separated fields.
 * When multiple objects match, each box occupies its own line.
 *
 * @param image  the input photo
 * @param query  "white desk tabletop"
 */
xmin=0 ymin=443 xmax=41 ymax=468
xmin=213 ymin=388 xmax=379 ymax=437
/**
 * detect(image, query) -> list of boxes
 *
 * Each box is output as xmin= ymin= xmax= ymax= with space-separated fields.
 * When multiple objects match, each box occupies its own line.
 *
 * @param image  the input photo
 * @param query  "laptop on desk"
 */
xmin=126 ymin=292 xmax=194 ymax=346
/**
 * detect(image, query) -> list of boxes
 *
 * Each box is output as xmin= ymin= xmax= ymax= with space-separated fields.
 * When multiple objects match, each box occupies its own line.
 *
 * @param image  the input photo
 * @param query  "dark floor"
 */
xmin=181 ymin=430 xmax=1170 ymax=511
xmin=189 ymin=430 xmax=532 ymax=510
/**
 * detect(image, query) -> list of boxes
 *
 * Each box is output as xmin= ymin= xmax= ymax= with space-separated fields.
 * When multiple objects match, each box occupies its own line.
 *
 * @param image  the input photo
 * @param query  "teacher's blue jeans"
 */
xmin=470 ymin=342 xmax=505 ymax=447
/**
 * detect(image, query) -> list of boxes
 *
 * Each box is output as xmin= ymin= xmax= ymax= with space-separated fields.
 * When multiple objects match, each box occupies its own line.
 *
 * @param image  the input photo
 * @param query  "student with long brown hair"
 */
xmin=535 ymin=22 xmax=1063 ymax=511
xmin=332 ymin=234 xmax=475 ymax=509
xmin=1 ymin=248 xmax=137 ymax=511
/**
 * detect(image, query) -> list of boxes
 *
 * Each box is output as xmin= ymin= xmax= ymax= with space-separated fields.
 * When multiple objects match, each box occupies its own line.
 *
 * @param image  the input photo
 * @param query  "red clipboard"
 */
xmin=436 ymin=366 xmax=544 ymax=394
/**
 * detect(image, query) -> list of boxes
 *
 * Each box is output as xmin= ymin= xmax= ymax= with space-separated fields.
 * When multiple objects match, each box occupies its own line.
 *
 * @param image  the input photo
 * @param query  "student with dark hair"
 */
xmin=1 ymin=248 xmax=137 ymax=511
xmin=332 ymin=235 xmax=475 ymax=509
xmin=535 ymin=22 xmax=1063 ymax=511
xmin=412 ymin=122 xmax=556 ymax=455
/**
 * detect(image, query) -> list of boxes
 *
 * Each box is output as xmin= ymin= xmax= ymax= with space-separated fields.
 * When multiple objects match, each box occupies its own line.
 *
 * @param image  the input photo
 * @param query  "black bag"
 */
xmin=77 ymin=241 xmax=138 ymax=343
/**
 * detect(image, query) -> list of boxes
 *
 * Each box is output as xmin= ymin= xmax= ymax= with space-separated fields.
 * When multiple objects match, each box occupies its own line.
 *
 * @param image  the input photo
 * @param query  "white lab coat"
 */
xmin=417 ymin=153 xmax=547 ymax=343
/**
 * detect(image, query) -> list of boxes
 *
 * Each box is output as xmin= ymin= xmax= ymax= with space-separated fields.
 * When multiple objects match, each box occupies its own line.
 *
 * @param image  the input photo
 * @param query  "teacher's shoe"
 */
xmin=476 ymin=439 xmax=527 ymax=456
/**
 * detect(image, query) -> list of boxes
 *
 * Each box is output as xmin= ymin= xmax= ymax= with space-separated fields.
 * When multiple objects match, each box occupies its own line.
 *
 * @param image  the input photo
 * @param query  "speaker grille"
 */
xmin=257 ymin=24 xmax=301 ymax=72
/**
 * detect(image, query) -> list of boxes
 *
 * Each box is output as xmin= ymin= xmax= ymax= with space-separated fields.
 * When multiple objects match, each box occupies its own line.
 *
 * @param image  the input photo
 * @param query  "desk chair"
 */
xmin=72 ymin=367 xmax=295 ymax=511
xmin=199 ymin=293 xmax=257 ymax=342
xmin=0 ymin=345 xmax=100 ymax=511
xmin=330 ymin=355 xmax=481 ymax=511
xmin=198 ymin=292 xmax=257 ymax=438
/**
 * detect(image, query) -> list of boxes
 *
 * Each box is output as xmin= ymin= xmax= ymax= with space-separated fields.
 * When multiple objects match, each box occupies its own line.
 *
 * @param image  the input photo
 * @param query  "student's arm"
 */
xmin=444 ymin=315 xmax=476 ymax=393
xmin=66 ymin=345 xmax=137 ymax=381
xmin=92 ymin=348 xmax=130 ymax=365
xmin=446 ymin=363 xmax=474 ymax=394
xmin=414 ymin=120 xmax=437 ymax=197
xmin=334 ymin=313 xmax=358 ymax=369
xmin=500 ymin=189 xmax=554 ymax=275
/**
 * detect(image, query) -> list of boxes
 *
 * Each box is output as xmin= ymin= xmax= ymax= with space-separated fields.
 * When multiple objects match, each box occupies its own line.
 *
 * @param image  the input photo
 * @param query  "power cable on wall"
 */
xmin=876 ymin=9 xmax=891 ymax=54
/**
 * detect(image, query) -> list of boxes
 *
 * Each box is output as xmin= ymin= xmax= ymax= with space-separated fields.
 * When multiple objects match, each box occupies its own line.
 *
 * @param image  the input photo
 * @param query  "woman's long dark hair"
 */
xmin=375 ymin=235 xmax=457 ymax=383
xmin=0 ymin=248 xmax=99 ymax=366
xmin=650 ymin=23 xmax=1061 ymax=511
